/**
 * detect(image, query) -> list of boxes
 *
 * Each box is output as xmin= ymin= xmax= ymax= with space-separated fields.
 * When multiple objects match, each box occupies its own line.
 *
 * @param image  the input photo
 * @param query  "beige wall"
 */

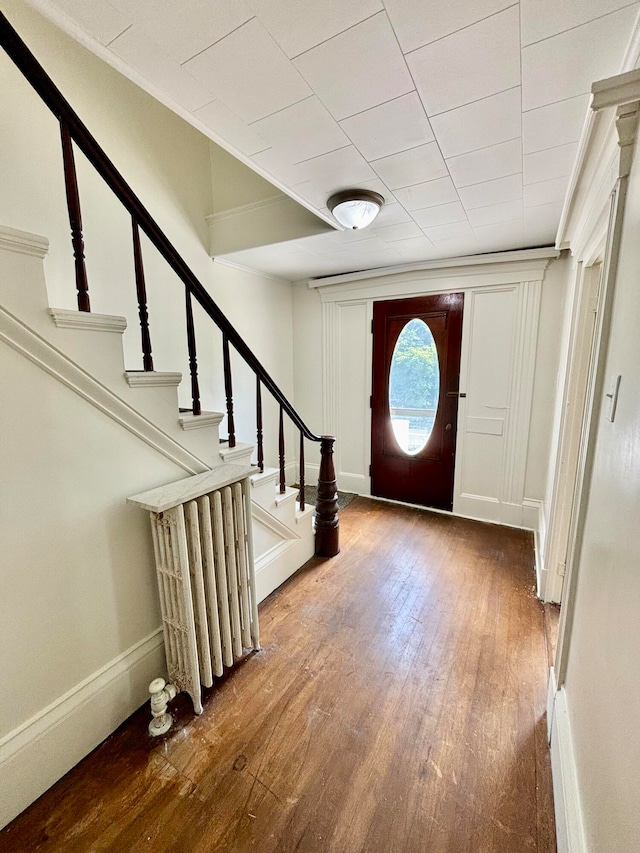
xmin=561 ymin=132 xmax=640 ymax=851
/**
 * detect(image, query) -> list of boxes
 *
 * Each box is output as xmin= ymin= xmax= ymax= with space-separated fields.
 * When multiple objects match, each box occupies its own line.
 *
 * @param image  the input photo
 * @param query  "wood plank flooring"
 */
xmin=1 ymin=498 xmax=556 ymax=852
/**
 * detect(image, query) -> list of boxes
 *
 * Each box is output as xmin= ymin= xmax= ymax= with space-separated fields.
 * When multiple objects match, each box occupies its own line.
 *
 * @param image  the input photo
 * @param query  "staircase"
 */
xmin=0 ymin=222 xmax=315 ymax=603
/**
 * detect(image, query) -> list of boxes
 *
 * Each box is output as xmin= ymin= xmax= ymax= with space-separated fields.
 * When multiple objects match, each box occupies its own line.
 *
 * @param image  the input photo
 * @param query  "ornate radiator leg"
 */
xmin=148 ymin=677 xmax=177 ymax=737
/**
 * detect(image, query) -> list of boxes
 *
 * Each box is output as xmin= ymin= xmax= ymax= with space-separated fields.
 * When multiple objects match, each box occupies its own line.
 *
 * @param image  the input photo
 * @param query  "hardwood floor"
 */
xmin=1 ymin=498 xmax=556 ymax=852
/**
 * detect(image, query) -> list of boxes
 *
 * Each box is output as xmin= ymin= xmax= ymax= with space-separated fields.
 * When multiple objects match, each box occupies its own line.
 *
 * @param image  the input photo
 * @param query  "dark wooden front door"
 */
xmin=371 ymin=293 xmax=464 ymax=511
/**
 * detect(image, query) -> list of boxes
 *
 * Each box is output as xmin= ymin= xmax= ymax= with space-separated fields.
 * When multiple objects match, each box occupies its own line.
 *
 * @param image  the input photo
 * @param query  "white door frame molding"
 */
xmin=550 ymin=72 xmax=640 ymax=676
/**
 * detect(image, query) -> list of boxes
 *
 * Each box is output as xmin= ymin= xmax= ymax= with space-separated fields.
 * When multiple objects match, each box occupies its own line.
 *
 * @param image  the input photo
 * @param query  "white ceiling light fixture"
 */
xmin=327 ymin=189 xmax=385 ymax=229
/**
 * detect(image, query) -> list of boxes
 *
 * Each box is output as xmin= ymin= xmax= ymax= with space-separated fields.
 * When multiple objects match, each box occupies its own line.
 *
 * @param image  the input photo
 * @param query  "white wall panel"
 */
xmin=337 ymin=302 xmax=369 ymax=489
xmin=457 ymin=287 xmax=516 ymax=504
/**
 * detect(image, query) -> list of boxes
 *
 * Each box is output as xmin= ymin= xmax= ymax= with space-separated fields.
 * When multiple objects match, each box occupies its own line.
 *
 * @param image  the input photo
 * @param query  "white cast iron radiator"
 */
xmin=128 ymin=464 xmax=260 ymax=714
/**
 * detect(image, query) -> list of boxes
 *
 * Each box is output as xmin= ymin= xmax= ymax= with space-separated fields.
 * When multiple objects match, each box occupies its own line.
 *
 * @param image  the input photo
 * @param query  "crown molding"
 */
xmin=557 ymin=69 xmax=640 ymax=250
xmin=308 ymin=247 xmax=559 ymax=290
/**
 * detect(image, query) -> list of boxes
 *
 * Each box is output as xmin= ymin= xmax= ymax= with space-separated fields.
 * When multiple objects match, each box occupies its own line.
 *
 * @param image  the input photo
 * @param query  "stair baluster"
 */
xmin=279 ymin=406 xmax=286 ymax=494
xmin=256 ymin=376 xmax=264 ymax=473
xmin=60 ymin=120 xmax=89 ymax=312
xmin=185 ymin=288 xmax=201 ymax=416
xmin=131 ymin=218 xmax=154 ymax=371
xmin=299 ymin=432 xmax=305 ymax=511
xmin=223 ymin=334 xmax=236 ymax=448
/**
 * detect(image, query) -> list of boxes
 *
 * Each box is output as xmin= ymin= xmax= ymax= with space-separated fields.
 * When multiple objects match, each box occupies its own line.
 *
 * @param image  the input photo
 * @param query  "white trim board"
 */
xmin=0 ymin=629 xmax=165 ymax=830
xmin=0 ymin=224 xmax=49 ymax=258
xmin=523 ymin=498 xmax=547 ymax=598
xmin=309 ymin=247 xmax=559 ymax=290
xmin=548 ymin=676 xmax=588 ymax=853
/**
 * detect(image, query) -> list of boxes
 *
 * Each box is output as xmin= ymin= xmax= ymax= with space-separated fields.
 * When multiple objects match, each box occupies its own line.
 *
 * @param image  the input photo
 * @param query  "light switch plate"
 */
xmin=605 ymin=374 xmax=621 ymax=422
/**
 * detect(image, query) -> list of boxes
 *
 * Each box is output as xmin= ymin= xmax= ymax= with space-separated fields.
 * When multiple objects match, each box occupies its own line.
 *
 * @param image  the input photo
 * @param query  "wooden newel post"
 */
xmin=315 ymin=436 xmax=339 ymax=558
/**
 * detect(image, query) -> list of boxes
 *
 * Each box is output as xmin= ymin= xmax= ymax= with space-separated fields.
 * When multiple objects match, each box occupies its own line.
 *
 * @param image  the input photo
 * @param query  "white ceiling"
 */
xmin=34 ymin=0 xmax=640 ymax=279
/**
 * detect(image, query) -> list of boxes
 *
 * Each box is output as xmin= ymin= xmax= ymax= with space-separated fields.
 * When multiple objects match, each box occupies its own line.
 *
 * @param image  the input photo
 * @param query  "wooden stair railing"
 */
xmin=0 ymin=10 xmax=339 ymax=558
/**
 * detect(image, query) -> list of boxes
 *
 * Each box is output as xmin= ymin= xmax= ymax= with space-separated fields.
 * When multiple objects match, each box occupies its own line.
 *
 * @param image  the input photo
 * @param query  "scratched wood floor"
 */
xmin=1 ymin=498 xmax=556 ymax=852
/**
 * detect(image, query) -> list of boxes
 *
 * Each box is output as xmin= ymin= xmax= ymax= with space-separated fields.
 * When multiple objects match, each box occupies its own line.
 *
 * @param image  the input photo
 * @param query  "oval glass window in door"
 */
xmin=388 ymin=318 xmax=440 ymax=455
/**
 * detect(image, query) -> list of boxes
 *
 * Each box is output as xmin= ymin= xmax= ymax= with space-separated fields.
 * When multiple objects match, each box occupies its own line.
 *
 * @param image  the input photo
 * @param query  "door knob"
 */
xmin=445 ymin=423 xmax=452 ymax=431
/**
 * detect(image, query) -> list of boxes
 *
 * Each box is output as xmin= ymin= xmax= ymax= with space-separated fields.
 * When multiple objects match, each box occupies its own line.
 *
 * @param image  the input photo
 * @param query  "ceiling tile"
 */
xmin=251 ymin=147 xmax=306 ymax=185
xmin=371 ymin=143 xmax=448 ymax=189
xmin=372 ymin=203 xmax=413 ymax=226
xmin=524 ymin=143 xmax=578 ymax=184
xmin=422 ymin=220 xmax=474 ymax=241
xmin=524 ymin=201 xmax=564 ymax=243
xmin=251 ymin=97 xmax=349 ymax=163
xmin=474 ymin=218 xmax=524 ymax=250
xmin=408 ymin=6 xmax=520 ymax=116
xmin=249 ymin=0 xmax=383 ymax=58
xmin=467 ymin=199 xmax=523 ymax=227
xmin=521 ymin=7 xmax=638 ymax=111
xmin=522 ymin=94 xmax=590 ymax=154
xmin=372 ymin=221 xmax=423 ymax=241
xmin=54 ymin=0 xmax=129 ymax=45
xmin=412 ymin=202 xmax=467 ymax=228
xmin=447 ymin=138 xmax=522 ymax=187
xmin=109 ymin=26 xmax=214 ymax=111
xmin=391 ymin=236 xmax=442 ymax=260
xmin=521 ymin=0 xmax=636 ymax=47
xmin=184 ymin=18 xmax=311 ymax=122
xmin=394 ymin=177 xmax=460 ymax=210
xmin=296 ymin=145 xmax=376 ymax=190
xmin=293 ymin=13 xmax=414 ymax=121
xmin=384 ymin=0 xmax=514 ymax=53
xmin=195 ymin=100 xmax=268 ymax=156
xmin=108 ymin=0 xmax=253 ymax=63
xmin=433 ymin=236 xmax=480 ymax=258
xmin=334 ymin=229 xmax=381 ymax=244
xmin=457 ymin=173 xmax=523 ymax=209
xmin=524 ymin=176 xmax=570 ymax=208
xmin=430 ymin=88 xmax=521 ymax=159
xmin=340 ymin=92 xmax=434 ymax=161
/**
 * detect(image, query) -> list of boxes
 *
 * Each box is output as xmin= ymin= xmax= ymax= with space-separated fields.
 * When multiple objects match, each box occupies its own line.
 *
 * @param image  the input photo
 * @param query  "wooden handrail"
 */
xmin=0 ymin=9 xmax=340 ymax=558
xmin=0 ymin=9 xmax=320 ymax=442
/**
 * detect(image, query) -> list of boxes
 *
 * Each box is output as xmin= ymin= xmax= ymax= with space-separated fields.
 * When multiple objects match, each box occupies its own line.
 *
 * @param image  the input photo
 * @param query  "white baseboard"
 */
xmin=0 ymin=629 xmax=165 ymax=830
xmin=549 ymin=676 xmax=588 ymax=853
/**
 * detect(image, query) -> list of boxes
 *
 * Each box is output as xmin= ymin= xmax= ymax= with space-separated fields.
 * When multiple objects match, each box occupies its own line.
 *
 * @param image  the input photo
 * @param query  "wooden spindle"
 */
xmin=315 ymin=436 xmax=340 ymax=557
xmin=223 ymin=334 xmax=236 ymax=447
xmin=256 ymin=376 xmax=264 ymax=473
xmin=185 ymin=288 xmax=201 ymax=416
xmin=131 ymin=218 xmax=153 ymax=371
xmin=279 ymin=406 xmax=286 ymax=494
xmin=60 ymin=121 xmax=90 ymax=312
xmin=299 ymin=432 xmax=305 ymax=511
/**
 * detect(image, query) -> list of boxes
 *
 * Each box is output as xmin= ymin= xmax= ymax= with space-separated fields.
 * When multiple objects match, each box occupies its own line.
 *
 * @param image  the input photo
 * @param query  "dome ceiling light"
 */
xmin=327 ymin=189 xmax=385 ymax=230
